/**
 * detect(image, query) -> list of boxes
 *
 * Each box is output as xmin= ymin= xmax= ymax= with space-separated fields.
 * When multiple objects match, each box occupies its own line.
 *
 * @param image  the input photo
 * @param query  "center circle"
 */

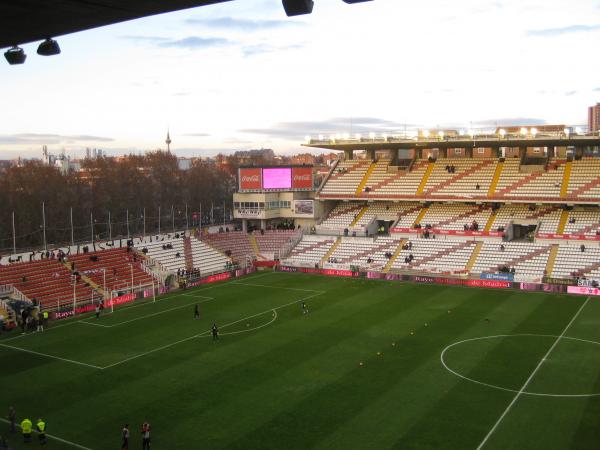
xmin=440 ymin=334 xmax=600 ymax=397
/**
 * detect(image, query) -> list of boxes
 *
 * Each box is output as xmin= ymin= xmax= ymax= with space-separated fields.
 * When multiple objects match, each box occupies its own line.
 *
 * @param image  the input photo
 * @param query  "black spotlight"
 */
xmin=37 ymin=38 xmax=61 ymax=56
xmin=282 ymin=0 xmax=314 ymax=16
xmin=4 ymin=46 xmax=26 ymax=65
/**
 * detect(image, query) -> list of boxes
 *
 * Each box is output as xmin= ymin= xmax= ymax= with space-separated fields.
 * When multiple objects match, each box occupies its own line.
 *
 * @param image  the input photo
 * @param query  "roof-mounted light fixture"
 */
xmin=4 ymin=46 xmax=26 ymax=65
xmin=37 ymin=38 xmax=61 ymax=56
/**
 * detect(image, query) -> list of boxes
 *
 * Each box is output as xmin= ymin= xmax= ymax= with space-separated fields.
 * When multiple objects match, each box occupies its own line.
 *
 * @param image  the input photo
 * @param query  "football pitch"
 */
xmin=2 ymin=270 xmax=600 ymax=450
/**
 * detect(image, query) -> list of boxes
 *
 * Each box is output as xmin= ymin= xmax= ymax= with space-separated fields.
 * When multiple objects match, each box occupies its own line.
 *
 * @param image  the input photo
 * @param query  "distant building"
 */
xmin=589 ymin=103 xmax=600 ymax=133
xmin=291 ymin=153 xmax=316 ymax=165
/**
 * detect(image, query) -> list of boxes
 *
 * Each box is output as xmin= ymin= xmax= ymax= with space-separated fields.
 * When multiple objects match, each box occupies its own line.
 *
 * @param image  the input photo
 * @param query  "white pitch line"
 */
xmin=231 ymin=281 xmax=325 ymax=293
xmin=80 ymin=295 xmax=215 ymax=328
xmin=0 ymin=417 xmax=92 ymax=450
xmin=0 ymin=273 xmax=275 ymax=343
xmin=78 ymin=321 xmax=112 ymax=328
xmin=476 ymin=296 xmax=591 ymax=450
xmin=0 ymin=342 xmax=103 ymax=370
xmin=102 ymin=290 xmax=325 ymax=370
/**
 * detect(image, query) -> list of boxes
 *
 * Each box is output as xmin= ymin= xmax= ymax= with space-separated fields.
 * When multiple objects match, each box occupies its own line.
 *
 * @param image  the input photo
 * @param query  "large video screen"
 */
xmin=263 ymin=168 xmax=291 ymax=189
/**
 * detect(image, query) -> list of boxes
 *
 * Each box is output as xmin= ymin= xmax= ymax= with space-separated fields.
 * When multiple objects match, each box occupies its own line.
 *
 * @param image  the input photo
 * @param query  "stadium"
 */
xmin=2 ymin=1 xmax=600 ymax=450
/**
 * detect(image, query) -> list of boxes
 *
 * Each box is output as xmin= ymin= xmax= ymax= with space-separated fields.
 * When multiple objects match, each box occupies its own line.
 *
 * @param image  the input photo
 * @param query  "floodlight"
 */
xmin=531 ymin=127 xmax=538 ymax=137
xmin=318 ymin=134 xmax=324 ymax=140
xmin=520 ymin=127 xmax=528 ymax=136
xmin=4 ymin=46 xmax=26 ymax=65
xmin=382 ymin=133 xmax=388 ymax=140
xmin=355 ymin=133 xmax=361 ymax=140
xmin=563 ymin=128 xmax=570 ymax=136
xmin=499 ymin=129 xmax=506 ymax=137
xmin=438 ymin=130 xmax=445 ymax=139
xmin=37 ymin=38 xmax=61 ymax=56
xmin=422 ymin=130 xmax=430 ymax=138
xmin=305 ymin=135 xmax=311 ymax=142
xmin=369 ymin=132 xmax=375 ymax=139
xmin=575 ymin=127 xmax=582 ymax=135
xmin=459 ymin=129 xmax=465 ymax=136
xmin=282 ymin=0 xmax=314 ymax=16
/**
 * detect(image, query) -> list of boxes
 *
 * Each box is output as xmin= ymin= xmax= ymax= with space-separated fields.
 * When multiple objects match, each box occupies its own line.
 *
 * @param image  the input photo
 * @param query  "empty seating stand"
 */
xmin=68 ymin=248 xmax=155 ymax=294
xmin=0 ymin=258 xmax=95 ymax=309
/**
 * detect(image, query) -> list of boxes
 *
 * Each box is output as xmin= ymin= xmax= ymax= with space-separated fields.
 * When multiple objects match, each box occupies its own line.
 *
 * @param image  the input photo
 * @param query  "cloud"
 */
xmin=565 ymin=91 xmax=577 ymax=96
xmin=473 ymin=118 xmax=548 ymax=127
xmin=172 ymin=92 xmax=191 ymax=97
xmin=185 ymin=17 xmax=303 ymax=31
xmin=239 ymin=117 xmax=419 ymax=140
xmin=594 ymin=87 xmax=600 ymax=92
xmin=120 ymin=35 xmax=169 ymax=42
xmin=528 ymin=24 xmax=600 ymax=37
xmin=183 ymin=133 xmax=211 ymax=137
xmin=242 ymin=43 xmax=304 ymax=57
xmin=159 ymin=36 xmax=232 ymax=49
xmin=0 ymin=133 xmax=114 ymax=146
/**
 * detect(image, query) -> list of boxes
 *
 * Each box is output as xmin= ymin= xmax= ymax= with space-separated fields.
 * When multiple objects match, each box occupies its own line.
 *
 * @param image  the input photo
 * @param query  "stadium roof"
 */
xmin=303 ymin=135 xmax=600 ymax=151
xmin=0 ymin=0 xmax=231 ymax=49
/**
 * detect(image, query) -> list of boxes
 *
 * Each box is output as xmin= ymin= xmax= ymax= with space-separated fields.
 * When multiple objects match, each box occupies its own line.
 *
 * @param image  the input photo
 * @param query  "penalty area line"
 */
xmin=102 ymin=290 xmax=325 ymax=370
xmin=0 ymin=417 xmax=92 ymax=450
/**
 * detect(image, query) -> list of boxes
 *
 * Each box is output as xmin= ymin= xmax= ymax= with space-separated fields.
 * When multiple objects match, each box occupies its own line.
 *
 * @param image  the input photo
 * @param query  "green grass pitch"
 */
xmin=2 ymin=271 xmax=600 ymax=449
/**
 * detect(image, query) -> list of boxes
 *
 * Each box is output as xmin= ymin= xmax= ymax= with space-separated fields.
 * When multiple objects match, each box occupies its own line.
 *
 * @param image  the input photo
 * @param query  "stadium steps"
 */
xmin=480 ymin=245 xmax=552 ymax=273
xmin=560 ymin=161 xmax=572 ymax=198
xmin=495 ymin=169 xmax=547 ymax=197
xmin=198 ymin=237 xmax=231 ymax=260
xmin=354 ymin=162 xmax=377 ymax=196
xmin=557 ymin=210 xmax=570 ymax=234
xmin=62 ymin=259 xmax=105 ymax=298
xmin=465 ymin=241 xmax=483 ymax=272
xmin=545 ymin=244 xmax=560 ymax=276
xmin=570 ymin=219 xmax=600 ymax=236
xmin=383 ymin=239 xmax=407 ymax=273
xmin=288 ymin=239 xmax=334 ymax=257
xmin=350 ymin=205 xmax=369 ymax=227
xmin=249 ymin=234 xmax=260 ymax=256
xmin=527 ymin=205 xmax=561 ymax=220
xmin=182 ymin=237 xmax=194 ymax=271
xmin=424 ymin=159 xmax=494 ymax=195
xmin=412 ymin=205 xmax=429 ymax=227
xmin=416 ymin=162 xmax=434 ymax=195
xmin=430 ymin=205 xmax=483 ymax=229
xmin=572 ymin=260 xmax=600 ymax=277
xmin=566 ymin=175 xmax=600 ymax=200
xmin=320 ymin=237 xmax=341 ymax=265
xmin=338 ymin=239 xmax=401 ymax=265
xmin=410 ymin=240 xmax=474 ymax=269
xmin=487 ymin=160 xmax=504 ymax=197
xmin=483 ymin=210 xmax=497 ymax=232
xmin=367 ymin=161 xmax=429 ymax=192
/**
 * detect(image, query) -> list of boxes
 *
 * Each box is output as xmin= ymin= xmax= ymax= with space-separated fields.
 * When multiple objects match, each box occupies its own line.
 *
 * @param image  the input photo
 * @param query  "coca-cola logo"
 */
xmin=241 ymin=175 xmax=259 ymax=182
xmin=293 ymin=174 xmax=311 ymax=180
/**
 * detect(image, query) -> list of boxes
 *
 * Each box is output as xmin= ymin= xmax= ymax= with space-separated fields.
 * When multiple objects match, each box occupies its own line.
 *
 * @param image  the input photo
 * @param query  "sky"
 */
xmin=1 ymin=0 xmax=599 ymax=159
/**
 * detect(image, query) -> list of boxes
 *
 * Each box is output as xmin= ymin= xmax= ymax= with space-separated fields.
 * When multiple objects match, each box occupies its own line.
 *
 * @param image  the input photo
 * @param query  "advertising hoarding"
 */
xmin=291 ymin=167 xmax=313 ymax=189
xmin=239 ymin=168 xmax=262 ymax=190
